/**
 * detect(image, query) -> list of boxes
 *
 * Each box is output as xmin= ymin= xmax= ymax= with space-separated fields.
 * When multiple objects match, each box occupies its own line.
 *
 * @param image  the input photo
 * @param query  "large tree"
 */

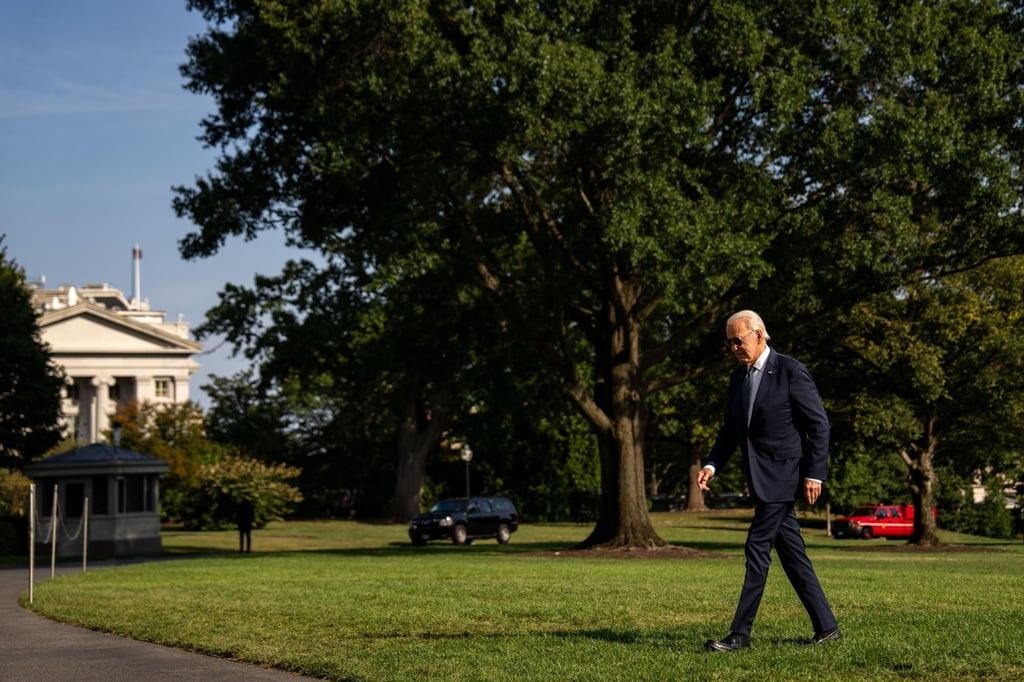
xmin=0 ymin=236 xmax=65 ymax=466
xmin=193 ymin=251 xmax=498 ymax=521
xmin=176 ymin=1 xmax=1024 ymax=548
xmin=824 ymin=258 xmax=1024 ymax=545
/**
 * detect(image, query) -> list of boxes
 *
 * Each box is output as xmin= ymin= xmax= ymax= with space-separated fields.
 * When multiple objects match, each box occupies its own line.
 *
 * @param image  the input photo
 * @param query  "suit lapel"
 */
xmin=732 ymin=366 xmax=748 ymax=429
xmin=749 ymin=349 xmax=776 ymax=423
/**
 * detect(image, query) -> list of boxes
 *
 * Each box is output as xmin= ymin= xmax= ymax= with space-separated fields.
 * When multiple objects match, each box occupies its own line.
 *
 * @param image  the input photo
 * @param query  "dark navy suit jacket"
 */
xmin=707 ymin=348 xmax=830 ymax=503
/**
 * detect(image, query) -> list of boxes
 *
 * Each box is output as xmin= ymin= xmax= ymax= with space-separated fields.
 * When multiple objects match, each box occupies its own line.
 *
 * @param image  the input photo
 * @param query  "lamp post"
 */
xmin=460 ymin=444 xmax=473 ymax=498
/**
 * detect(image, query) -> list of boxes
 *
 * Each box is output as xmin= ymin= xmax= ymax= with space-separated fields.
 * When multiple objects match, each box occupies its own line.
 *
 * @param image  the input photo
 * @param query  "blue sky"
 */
xmin=1 ymin=2 xmax=295 ymax=406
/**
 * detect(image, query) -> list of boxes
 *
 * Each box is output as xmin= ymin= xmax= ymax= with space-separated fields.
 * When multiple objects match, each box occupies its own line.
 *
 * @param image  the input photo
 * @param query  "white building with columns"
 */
xmin=29 ymin=250 xmax=201 ymax=442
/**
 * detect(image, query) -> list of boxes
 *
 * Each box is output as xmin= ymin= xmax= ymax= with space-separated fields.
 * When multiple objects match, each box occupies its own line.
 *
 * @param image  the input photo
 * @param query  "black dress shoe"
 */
xmin=812 ymin=627 xmax=843 ymax=645
xmin=704 ymin=633 xmax=750 ymax=652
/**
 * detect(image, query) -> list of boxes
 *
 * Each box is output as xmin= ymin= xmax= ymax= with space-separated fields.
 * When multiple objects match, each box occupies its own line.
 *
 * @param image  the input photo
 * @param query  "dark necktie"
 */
xmin=742 ymin=366 xmax=755 ymax=425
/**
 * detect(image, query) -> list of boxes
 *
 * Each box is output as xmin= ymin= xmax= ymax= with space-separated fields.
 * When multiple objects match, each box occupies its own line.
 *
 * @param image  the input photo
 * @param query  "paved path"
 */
xmin=0 ymin=561 xmax=317 ymax=681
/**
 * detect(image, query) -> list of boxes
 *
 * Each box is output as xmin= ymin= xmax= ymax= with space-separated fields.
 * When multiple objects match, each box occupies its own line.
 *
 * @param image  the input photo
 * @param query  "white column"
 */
xmin=83 ymin=379 xmax=97 ymax=442
xmin=91 ymin=376 xmax=114 ymax=443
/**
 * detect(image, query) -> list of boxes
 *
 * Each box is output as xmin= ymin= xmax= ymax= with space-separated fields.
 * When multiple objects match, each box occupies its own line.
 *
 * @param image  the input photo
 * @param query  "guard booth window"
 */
xmin=117 ymin=475 xmax=153 ymax=513
xmin=37 ymin=482 xmax=86 ymax=518
xmin=39 ymin=484 xmax=55 ymax=517
xmin=92 ymin=476 xmax=109 ymax=515
xmin=64 ymin=482 xmax=85 ymax=517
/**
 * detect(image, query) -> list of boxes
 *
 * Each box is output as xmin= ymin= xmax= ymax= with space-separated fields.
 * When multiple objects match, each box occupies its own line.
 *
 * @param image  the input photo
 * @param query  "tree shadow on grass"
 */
xmin=298 ymin=541 xmax=735 ymax=560
xmin=161 ymin=539 xmax=586 ymax=559
xmin=540 ymin=626 xmax=746 ymax=651
xmin=160 ymin=538 xmax=741 ymax=561
xmin=354 ymin=625 xmax=717 ymax=650
xmin=550 ymin=627 xmax=841 ymax=650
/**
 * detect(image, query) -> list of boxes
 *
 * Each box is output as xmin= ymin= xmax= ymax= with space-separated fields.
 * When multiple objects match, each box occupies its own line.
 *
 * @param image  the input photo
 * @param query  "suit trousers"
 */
xmin=730 ymin=501 xmax=837 ymax=637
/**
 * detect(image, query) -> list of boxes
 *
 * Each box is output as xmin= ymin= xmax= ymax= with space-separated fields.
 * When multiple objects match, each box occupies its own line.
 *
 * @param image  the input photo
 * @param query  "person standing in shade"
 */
xmin=237 ymin=499 xmax=254 ymax=553
xmin=698 ymin=310 xmax=841 ymax=651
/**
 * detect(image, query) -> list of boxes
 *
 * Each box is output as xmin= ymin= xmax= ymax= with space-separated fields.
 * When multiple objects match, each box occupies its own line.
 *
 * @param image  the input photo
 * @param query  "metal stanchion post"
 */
xmin=29 ymin=484 xmax=35 ymax=604
xmin=50 ymin=483 xmax=58 ymax=579
xmin=83 ymin=496 xmax=89 ymax=573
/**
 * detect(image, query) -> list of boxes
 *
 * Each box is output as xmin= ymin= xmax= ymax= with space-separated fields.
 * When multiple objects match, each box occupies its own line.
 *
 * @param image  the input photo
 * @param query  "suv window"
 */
xmin=431 ymin=499 xmax=466 ymax=513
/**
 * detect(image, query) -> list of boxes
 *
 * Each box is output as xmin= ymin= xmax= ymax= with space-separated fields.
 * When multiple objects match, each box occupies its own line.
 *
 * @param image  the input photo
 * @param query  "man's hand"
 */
xmin=804 ymin=479 xmax=822 ymax=505
xmin=697 ymin=467 xmax=714 ymax=492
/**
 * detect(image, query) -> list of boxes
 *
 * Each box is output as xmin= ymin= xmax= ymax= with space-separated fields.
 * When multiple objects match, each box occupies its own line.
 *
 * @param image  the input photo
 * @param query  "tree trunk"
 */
xmin=575 ymin=283 xmax=666 ymax=549
xmin=578 ymin=427 xmax=666 ymax=549
xmin=389 ymin=382 xmax=450 ymax=523
xmin=903 ymin=417 xmax=941 ymax=545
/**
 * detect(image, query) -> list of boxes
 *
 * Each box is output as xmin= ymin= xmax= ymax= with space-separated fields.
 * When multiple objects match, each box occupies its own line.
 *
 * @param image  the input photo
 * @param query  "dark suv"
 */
xmin=408 ymin=496 xmax=519 ymax=545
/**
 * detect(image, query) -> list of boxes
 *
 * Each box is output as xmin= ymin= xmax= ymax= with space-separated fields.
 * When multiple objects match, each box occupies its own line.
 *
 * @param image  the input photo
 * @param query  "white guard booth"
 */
xmin=23 ymin=443 xmax=170 ymax=557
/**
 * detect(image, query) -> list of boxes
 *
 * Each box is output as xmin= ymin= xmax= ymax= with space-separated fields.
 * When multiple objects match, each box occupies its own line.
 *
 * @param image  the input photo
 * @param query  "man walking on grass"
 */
xmin=697 ymin=310 xmax=841 ymax=652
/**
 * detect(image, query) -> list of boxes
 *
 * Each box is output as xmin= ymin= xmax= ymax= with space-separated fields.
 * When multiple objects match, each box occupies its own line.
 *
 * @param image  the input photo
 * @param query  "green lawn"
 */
xmin=22 ymin=512 xmax=1024 ymax=681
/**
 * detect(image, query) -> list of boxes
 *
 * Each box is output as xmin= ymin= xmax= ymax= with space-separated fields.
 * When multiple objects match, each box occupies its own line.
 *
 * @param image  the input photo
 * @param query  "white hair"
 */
xmin=727 ymin=310 xmax=771 ymax=342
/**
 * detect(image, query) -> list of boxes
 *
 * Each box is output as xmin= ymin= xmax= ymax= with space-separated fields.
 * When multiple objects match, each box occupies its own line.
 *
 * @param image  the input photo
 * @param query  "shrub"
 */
xmin=173 ymin=455 xmax=303 ymax=530
xmin=970 ymin=495 xmax=1016 ymax=540
xmin=942 ymin=486 xmax=1016 ymax=540
xmin=0 ymin=516 xmax=27 ymax=555
xmin=0 ymin=468 xmax=31 ymax=517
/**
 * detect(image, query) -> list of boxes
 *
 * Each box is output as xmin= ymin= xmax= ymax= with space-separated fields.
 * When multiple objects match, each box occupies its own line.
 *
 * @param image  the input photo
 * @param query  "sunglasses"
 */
xmin=725 ymin=329 xmax=758 ymax=348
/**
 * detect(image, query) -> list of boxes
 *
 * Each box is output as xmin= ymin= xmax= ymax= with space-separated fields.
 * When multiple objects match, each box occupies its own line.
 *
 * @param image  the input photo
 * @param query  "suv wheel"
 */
xmin=452 ymin=524 xmax=469 ymax=545
xmin=496 ymin=523 xmax=511 ymax=544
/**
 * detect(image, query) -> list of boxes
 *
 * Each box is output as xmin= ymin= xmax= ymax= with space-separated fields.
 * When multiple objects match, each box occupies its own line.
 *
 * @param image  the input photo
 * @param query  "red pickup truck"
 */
xmin=832 ymin=504 xmax=933 ymax=539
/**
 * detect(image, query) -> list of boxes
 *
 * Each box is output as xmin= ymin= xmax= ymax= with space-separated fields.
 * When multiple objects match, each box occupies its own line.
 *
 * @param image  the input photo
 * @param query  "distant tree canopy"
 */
xmin=177 ymin=1 xmax=1024 ymax=546
xmin=202 ymin=370 xmax=304 ymax=466
xmin=0 ymin=235 xmax=65 ymax=467
xmin=110 ymin=400 xmax=301 ymax=529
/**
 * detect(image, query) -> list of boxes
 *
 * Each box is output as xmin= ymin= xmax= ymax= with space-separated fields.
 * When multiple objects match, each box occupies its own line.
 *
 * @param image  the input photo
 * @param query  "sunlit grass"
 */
xmin=23 ymin=512 xmax=1024 ymax=681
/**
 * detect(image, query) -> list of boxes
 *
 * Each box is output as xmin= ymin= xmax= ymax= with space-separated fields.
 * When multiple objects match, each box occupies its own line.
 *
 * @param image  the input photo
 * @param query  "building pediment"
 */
xmin=39 ymin=303 xmax=202 ymax=355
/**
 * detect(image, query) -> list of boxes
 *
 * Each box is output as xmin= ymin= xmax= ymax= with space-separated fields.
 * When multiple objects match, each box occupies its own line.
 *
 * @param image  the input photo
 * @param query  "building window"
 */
xmin=154 ymin=378 xmax=171 ymax=399
xmin=109 ymin=378 xmax=134 ymax=405
xmin=66 ymin=415 xmax=80 ymax=441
